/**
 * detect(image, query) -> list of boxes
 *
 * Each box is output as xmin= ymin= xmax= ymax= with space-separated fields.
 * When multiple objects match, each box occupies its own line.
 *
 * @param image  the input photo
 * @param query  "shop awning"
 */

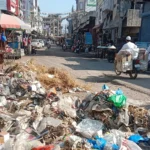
xmin=0 ymin=13 xmax=20 ymax=29
xmin=14 ymin=16 xmax=31 ymax=30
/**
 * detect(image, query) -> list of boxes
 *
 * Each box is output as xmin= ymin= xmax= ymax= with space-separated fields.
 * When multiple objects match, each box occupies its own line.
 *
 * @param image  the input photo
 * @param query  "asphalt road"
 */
xmin=19 ymin=45 xmax=150 ymax=107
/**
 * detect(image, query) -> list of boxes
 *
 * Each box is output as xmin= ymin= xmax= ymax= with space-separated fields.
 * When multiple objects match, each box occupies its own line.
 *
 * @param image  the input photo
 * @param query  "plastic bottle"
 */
xmin=102 ymin=84 xmax=109 ymax=90
xmin=116 ymin=88 xmax=123 ymax=95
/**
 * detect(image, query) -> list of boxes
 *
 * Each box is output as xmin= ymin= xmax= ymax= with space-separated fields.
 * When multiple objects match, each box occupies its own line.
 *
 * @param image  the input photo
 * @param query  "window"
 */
xmin=79 ymin=2 xmax=83 ymax=10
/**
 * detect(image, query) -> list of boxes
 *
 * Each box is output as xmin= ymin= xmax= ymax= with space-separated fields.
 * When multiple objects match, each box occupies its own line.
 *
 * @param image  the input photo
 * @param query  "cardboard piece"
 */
xmin=0 ymin=131 xmax=10 ymax=144
xmin=116 ymin=55 xmax=132 ymax=72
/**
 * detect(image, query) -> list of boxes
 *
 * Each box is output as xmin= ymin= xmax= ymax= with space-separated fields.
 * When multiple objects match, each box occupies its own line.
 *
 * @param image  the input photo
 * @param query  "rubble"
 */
xmin=0 ymin=61 xmax=149 ymax=150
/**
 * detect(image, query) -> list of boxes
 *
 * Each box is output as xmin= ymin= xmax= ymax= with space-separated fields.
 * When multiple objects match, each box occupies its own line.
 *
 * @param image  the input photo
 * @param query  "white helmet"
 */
xmin=126 ymin=36 xmax=131 ymax=41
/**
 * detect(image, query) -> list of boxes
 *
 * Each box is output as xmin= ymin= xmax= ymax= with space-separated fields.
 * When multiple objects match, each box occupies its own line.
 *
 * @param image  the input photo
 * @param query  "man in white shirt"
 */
xmin=117 ymin=36 xmax=139 ymax=59
xmin=147 ymin=46 xmax=150 ymax=61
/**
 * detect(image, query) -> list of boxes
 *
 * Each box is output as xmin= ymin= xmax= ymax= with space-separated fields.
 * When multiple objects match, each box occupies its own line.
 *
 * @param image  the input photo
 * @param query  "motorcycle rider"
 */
xmin=117 ymin=36 xmax=139 ymax=60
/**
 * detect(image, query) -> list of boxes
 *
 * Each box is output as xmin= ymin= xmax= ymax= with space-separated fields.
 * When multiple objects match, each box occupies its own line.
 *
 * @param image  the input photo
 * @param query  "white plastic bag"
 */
xmin=58 ymin=96 xmax=76 ymax=118
xmin=76 ymin=118 xmax=103 ymax=138
xmin=120 ymin=139 xmax=142 ymax=150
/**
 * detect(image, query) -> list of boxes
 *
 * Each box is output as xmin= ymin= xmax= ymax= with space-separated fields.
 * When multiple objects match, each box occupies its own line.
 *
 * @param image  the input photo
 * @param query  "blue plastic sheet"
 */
xmin=128 ymin=134 xmax=144 ymax=144
xmin=88 ymin=137 xmax=106 ymax=150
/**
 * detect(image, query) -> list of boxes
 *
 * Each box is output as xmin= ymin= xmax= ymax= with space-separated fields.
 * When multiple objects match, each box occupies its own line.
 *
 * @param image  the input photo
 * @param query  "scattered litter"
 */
xmin=0 ymin=62 xmax=149 ymax=150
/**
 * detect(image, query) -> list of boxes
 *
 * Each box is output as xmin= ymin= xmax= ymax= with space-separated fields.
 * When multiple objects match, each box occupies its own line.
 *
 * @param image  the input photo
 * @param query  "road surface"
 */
xmin=19 ymin=45 xmax=150 ymax=108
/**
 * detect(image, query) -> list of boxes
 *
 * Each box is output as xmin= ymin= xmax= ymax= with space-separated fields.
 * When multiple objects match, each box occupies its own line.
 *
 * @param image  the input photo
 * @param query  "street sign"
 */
xmin=87 ymin=0 xmax=96 ymax=6
xmin=85 ymin=32 xmax=93 ymax=45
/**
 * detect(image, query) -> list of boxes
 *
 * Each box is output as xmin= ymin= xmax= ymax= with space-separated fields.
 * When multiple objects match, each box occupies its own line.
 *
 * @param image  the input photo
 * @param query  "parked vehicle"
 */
xmin=39 ymin=40 xmax=45 ymax=47
xmin=31 ymin=39 xmax=43 ymax=49
xmin=62 ymin=44 xmax=67 ymax=51
xmin=47 ymin=43 xmax=51 ymax=49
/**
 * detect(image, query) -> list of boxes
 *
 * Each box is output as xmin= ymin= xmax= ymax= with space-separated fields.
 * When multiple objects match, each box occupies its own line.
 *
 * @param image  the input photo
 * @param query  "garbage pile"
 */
xmin=0 ymin=61 xmax=149 ymax=150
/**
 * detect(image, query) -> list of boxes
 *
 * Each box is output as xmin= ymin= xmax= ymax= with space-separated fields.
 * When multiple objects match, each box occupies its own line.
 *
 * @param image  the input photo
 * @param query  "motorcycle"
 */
xmin=62 ymin=44 xmax=67 ymax=51
xmin=115 ymin=54 xmax=140 ymax=79
xmin=47 ymin=43 xmax=51 ymax=49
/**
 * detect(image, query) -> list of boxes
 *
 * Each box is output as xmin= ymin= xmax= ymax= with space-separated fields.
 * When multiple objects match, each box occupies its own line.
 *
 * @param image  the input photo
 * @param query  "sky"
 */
xmin=38 ymin=0 xmax=76 ymax=14
xmin=38 ymin=0 xmax=76 ymax=29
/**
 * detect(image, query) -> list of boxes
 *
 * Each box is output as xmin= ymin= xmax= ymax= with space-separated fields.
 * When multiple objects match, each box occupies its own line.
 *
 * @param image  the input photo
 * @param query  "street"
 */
xmin=20 ymin=44 xmax=150 ymax=108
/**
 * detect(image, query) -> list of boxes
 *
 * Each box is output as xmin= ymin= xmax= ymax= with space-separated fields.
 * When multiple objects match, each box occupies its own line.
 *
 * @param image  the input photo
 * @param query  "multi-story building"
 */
xmin=95 ymin=0 xmax=142 ymax=46
xmin=139 ymin=0 xmax=150 ymax=42
xmin=19 ymin=0 xmax=24 ymax=20
xmin=22 ymin=0 xmax=31 ymax=23
xmin=43 ymin=15 xmax=62 ymax=37
xmin=73 ymin=0 xmax=96 ymax=32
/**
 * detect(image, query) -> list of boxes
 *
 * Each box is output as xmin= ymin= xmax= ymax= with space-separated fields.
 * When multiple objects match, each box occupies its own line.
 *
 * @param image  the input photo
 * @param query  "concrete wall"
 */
xmin=139 ymin=2 xmax=150 ymax=42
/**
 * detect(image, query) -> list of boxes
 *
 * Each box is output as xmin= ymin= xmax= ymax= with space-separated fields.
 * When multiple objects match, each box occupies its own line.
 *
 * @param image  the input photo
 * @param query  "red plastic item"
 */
xmin=32 ymin=145 xmax=54 ymax=150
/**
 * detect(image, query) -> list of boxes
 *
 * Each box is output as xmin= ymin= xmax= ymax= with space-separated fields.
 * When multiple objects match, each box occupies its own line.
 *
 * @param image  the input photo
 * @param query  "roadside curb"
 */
xmin=111 ymin=79 xmax=150 ymax=96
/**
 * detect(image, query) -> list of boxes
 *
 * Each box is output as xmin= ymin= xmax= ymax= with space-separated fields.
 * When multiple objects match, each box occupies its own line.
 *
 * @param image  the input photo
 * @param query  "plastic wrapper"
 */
xmin=104 ymin=130 xmax=126 ymax=147
xmin=0 ymin=84 xmax=10 ymax=96
xmin=58 ymin=96 xmax=76 ymax=118
xmin=120 ymin=139 xmax=142 ymax=150
xmin=0 ymin=96 xmax=7 ymax=107
xmin=37 ymin=117 xmax=62 ymax=133
xmin=76 ymin=118 xmax=104 ymax=138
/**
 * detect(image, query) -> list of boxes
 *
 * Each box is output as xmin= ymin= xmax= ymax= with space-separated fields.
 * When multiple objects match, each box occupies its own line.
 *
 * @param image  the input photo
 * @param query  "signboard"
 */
xmin=85 ymin=32 xmax=93 ymax=45
xmin=87 ymin=0 xmax=96 ymax=6
xmin=0 ymin=0 xmax=7 ymax=10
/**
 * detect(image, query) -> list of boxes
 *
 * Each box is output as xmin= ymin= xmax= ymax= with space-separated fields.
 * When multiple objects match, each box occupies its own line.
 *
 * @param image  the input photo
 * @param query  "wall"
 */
xmin=23 ymin=0 xmax=31 ymax=23
xmin=76 ymin=0 xmax=85 ymax=11
xmin=139 ymin=2 xmax=150 ymax=42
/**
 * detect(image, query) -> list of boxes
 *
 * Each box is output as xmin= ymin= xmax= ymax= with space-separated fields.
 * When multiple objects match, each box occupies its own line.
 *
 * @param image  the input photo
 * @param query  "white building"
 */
xmin=22 ymin=0 xmax=31 ymax=24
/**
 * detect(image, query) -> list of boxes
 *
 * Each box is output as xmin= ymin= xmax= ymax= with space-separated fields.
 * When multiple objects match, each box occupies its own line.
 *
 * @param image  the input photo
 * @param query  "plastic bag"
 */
xmin=116 ymin=88 xmax=123 ymax=95
xmin=120 ymin=139 xmax=142 ymax=150
xmin=0 ymin=96 xmax=7 ymax=107
xmin=76 ymin=118 xmax=104 ymax=138
xmin=37 ymin=117 xmax=62 ymax=133
xmin=58 ymin=96 xmax=76 ymax=118
xmin=128 ymin=134 xmax=144 ymax=144
xmin=88 ymin=137 xmax=107 ymax=150
xmin=108 ymin=94 xmax=127 ymax=108
xmin=104 ymin=130 xmax=126 ymax=147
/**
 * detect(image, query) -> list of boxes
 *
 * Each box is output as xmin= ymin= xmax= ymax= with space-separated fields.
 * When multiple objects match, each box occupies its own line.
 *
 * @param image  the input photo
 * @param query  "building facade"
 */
xmin=23 ymin=0 xmax=31 ymax=23
xmin=73 ymin=0 xmax=96 ymax=32
xmin=95 ymin=0 xmax=142 ymax=46
xmin=43 ymin=15 xmax=62 ymax=37
xmin=19 ymin=0 xmax=24 ymax=19
xmin=139 ymin=0 xmax=150 ymax=42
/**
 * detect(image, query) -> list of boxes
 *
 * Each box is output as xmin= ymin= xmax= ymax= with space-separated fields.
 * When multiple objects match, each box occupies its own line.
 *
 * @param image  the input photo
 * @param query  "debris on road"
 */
xmin=0 ymin=60 xmax=149 ymax=150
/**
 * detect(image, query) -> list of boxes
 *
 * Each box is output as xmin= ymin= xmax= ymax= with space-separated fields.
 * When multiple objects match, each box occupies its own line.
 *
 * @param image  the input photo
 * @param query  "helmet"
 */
xmin=126 ymin=36 xmax=131 ymax=41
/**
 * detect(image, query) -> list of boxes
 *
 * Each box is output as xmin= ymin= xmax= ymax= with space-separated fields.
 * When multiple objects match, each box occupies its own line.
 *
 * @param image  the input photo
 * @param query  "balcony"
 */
xmin=126 ymin=9 xmax=141 ymax=27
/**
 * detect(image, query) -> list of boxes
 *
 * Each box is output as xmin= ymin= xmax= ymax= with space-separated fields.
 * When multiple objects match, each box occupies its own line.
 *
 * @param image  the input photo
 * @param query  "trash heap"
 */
xmin=0 ymin=61 xmax=149 ymax=150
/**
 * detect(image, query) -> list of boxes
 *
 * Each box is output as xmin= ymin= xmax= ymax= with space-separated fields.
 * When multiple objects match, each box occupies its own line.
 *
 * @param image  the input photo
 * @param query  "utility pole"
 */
xmin=65 ymin=25 xmax=67 ymax=38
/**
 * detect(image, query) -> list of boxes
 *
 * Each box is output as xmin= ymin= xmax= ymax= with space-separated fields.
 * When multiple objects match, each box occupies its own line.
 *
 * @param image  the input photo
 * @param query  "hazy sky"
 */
xmin=38 ymin=0 xmax=76 ymax=14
